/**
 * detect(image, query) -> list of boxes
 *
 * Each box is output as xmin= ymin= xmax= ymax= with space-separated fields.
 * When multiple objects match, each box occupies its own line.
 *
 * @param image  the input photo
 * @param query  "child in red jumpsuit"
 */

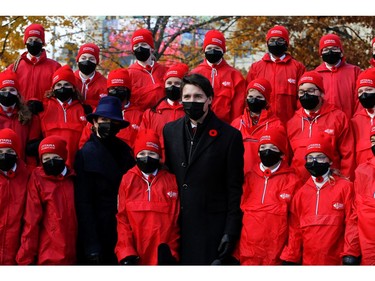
xmin=280 ymin=132 xmax=360 ymax=265
xmin=140 ymin=63 xmax=188 ymax=160
xmin=353 ymin=125 xmax=375 ymax=265
xmin=238 ymin=127 xmax=300 ymax=265
xmin=16 ymin=135 xmax=77 ymax=265
xmin=115 ymin=129 xmax=179 ymax=265
xmin=0 ymin=128 xmax=30 ymax=264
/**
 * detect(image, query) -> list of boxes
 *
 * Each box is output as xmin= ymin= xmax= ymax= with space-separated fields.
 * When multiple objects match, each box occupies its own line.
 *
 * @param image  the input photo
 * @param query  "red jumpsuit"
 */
xmin=191 ymin=59 xmax=246 ymax=123
xmin=231 ymin=107 xmax=286 ymax=174
xmin=16 ymin=167 xmax=77 ymax=265
xmin=0 ymin=160 xmax=30 ymax=264
xmin=7 ymin=50 xmax=61 ymax=102
xmin=247 ymin=53 xmax=306 ymax=124
xmin=314 ymin=60 xmax=362 ymax=119
xmin=353 ymin=158 xmax=375 ymax=265
xmin=287 ymin=102 xmax=355 ymax=183
xmin=74 ymin=70 xmax=107 ymax=109
xmin=139 ymin=100 xmax=185 ymax=160
xmin=39 ymin=98 xmax=87 ymax=168
xmin=280 ymin=175 xmax=360 ymax=265
xmin=239 ymin=162 xmax=300 ymax=265
xmin=128 ymin=62 xmax=168 ymax=111
xmin=351 ymin=108 xmax=374 ymax=166
xmin=115 ymin=167 xmax=180 ymax=265
xmin=79 ymin=102 xmax=143 ymax=150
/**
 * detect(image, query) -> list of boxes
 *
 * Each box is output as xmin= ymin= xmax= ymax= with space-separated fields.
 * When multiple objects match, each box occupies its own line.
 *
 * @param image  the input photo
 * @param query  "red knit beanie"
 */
xmin=39 ymin=135 xmax=68 ymax=161
xmin=305 ymin=132 xmax=335 ymax=161
xmin=203 ymin=30 xmax=226 ymax=53
xmin=107 ymin=68 xmax=131 ymax=89
xmin=24 ymin=23 xmax=45 ymax=44
xmin=266 ymin=25 xmax=289 ymax=45
xmin=164 ymin=63 xmax=189 ymax=81
xmin=319 ymin=34 xmax=343 ymax=55
xmin=372 ymin=38 xmax=375 ymax=47
xmin=0 ymin=128 xmax=20 ymax=156
xmin=52 ymin=65 xmax=77 ymax=89
xmin=298 ymin=71 xmax=324 ymax=92
xmin=356 ymin=69 xmax=375 ymax=92
xmin=0 ymin=70 xmax=19 ymax=91
xmin=134 ymin=129 xmax=161 ymax=157
xmin=131 ymin=28 xmax=154 ymax=49
xmin=76 ymin=43 xmax=100 ymax=63
xmin=258 ymin=127 xmax=288 ymax=155
xmin=246 ymin=78 xmax=272 ymax=101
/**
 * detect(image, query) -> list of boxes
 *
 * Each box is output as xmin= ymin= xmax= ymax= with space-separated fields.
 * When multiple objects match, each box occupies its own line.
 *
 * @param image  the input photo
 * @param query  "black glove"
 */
xmin=27 ymin=100 xmax=44 ymax=115
xmin=87 ymin=252 xmax=101 ymax=265
xmin=25 ymin=139 xmax=42 ymax=158
xmin=281 ymin=260 xmax=300 ymax=265
xmin=342 ymin=255 xmax=360 ymax=265
xmin=82 ymin=104 xmax=93 ymax=115
xmin=217 ymin=234 xmax=235 ymax=260
xmin=120 ymin=255 xmax=139 ymax=265
xmin=211 ymin=259 xmax=222 ymax=265
xmin=157 ymin=243 xmax=177 ymax=265
xmin=211 ymin=256 xmax=240 ymax=266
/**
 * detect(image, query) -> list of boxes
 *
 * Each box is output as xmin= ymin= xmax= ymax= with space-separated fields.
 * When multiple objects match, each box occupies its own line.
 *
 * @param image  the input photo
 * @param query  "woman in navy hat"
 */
xmin=74 ymin=95 xmax=135 ymax=265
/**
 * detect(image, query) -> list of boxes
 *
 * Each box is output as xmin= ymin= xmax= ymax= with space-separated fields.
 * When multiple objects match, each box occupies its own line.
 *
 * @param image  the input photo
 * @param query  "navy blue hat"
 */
xmin=86 ymin=96 xmax=129 ymax=129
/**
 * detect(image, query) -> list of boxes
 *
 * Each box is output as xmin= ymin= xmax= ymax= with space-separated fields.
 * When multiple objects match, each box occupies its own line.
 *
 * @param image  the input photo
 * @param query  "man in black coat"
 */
xmin=163 ymin=73 xmax=244 ymax=265
xmin=74 ymin=96 xmax=135 ymax=265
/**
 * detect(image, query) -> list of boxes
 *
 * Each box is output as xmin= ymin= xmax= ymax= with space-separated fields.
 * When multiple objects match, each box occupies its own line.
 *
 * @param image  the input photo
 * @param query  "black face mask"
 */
xmin=259 ymin=149 xmax=281 ymax=167
xmin=134 ymin=46 xmax=151 ymax=62
xmin=205 ymin=49 xmax=224 ymax=64
xmin=299 ymin=93 xmax=320 ymax=110
xmin=182 ymin=101 xmax=206 ymax=121
xmin=42 ymin=159 xmax=65 ymax=176
xmin=165 ymin=86 xmax=181 ymax=101
xmin=97 ymin=122 xmax=120 ymax=139
xmin=359 ymin=92 xmax=375 ymax=109
xmin=0 ymin=92 xmax=18 ymax=107
xmin=372 ymin=145 xmax=375 ymax=156
xmin=267 ymin=43 xmax=287 ymax=57
xmin=78 ymin=60 xmax=97 ymax=75
xmin=305 ymin=161 xmax=330 ymax=177
xmin=0 ymin=153 xmax=17 ymax=171
xmin=373 ymin=54 xmax=375 ymax=60
xmin=108 ymin=89 xmax=131 ymax=103
xmin=322 ymin=50 xmax=341 ymax=65
xmin=136 ymin=156 xmax=160 ymax=174
xmin=247 ymin=97 xmax=267 ymax=114
xmin=26 ymin=41 xmax=43 ymax=56
xmin=53 ymin=87 xmax=74 ymax=102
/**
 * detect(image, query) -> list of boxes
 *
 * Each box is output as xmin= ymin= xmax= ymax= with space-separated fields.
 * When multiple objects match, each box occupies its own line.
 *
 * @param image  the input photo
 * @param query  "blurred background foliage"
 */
xmin=1 ymin=16 xmax=374 ymax=75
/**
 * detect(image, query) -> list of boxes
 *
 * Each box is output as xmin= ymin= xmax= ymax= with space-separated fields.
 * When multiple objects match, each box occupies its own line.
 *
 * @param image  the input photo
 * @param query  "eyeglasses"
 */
xmin=268 ymin=38 xmax=286 ymax=46
xmin=0 ymin=91 xmax=13 ymax=97
xmin=322 ymin=47 xmax=341 ymax=54
xmin=298 ymin=88 xmax=319 ymax=96
xmin=305 ymin=155 xmax=328 ymax=163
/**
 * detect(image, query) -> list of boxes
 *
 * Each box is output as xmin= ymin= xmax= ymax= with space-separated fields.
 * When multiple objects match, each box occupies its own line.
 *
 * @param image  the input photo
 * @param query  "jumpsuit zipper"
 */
xmin=315 ymin=188 xmax=320 ymax=215
xmin=261 ymin=177 xmax=269 ymax=204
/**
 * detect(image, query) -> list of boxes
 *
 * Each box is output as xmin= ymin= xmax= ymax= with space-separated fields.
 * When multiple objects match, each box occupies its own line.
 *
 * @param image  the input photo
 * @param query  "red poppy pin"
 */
xmin=315 ymin=176 xmax=324 ymax=183
xmin=7 ymin=170 xmax=15 ymax=179
xmin=209 ymin=129 xmax=218 ymax=137
xmin=263 ymin=169 xmax=271 ymax=177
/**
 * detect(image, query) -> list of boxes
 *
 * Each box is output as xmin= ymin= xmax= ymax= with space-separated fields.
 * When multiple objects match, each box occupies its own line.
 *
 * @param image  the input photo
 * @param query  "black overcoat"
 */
xmin=163 ymin=111 xmax=244 ymax=265
xmin=74 ymin=134 xmax=135 ymax=264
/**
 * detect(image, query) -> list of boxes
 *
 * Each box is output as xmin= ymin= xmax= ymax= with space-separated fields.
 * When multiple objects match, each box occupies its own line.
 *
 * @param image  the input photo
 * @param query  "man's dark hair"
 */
xmin=181 ymin=73 xmax=214 ymax=98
